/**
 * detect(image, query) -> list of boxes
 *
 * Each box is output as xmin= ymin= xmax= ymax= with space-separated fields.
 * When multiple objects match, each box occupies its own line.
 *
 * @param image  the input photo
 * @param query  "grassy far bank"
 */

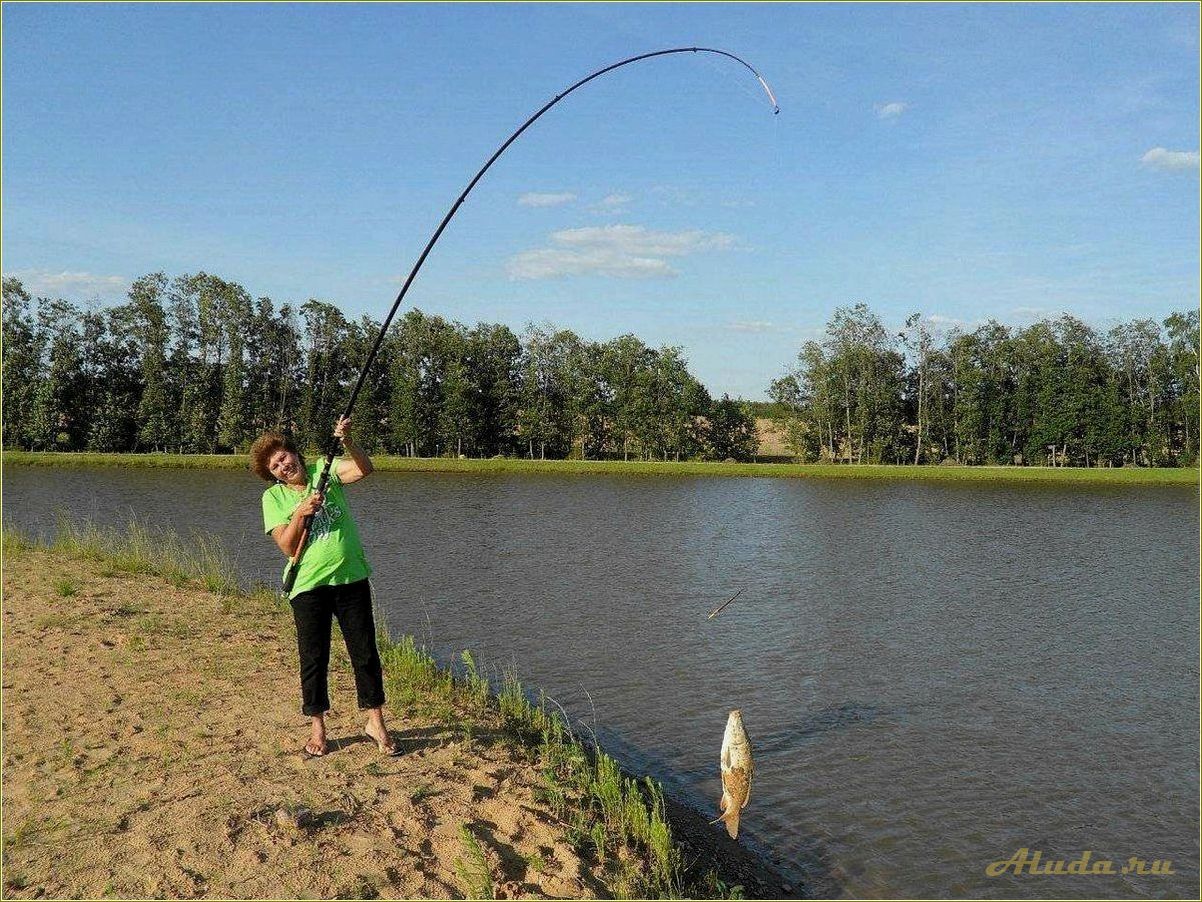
xmin=4 ymin=450 xmax=1198 ymax=485
xmin=0 ymin=520 xmax=788 ymax=900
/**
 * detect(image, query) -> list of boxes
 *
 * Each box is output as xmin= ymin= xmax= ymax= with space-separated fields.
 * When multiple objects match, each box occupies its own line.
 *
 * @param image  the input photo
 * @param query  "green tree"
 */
xmin=29 ymin=298 xmax=86 ymax=450
xmin=338 ymin=314 xmax=395 ymax=454
xmin=216 ymin=280 xmax=254 ymax=451
xmin=437 ymin=324 xmax=473 ymax=457
xmin=1 ymin=278 xmax=44 ymax=449
xmin=574 ymin=340 xmax=616 ymax=459
xmin=465 ymin=323 xmax=521 ymax=457
xmin=299 ymin=298 xmax=356 ymax=453
xmin=643 ymin=346 xmax=708 ymax=460
xmin=899 ymin=313 xmax=934 ymax=464
xmin=1164 ymin=310 xmax=1200 ymax=463
xmin=128 ymin=274 xmax=174 ymax=451
xmin=823 ymin=303 xmax=904 ymax=463
xmin=949 ymin=322 xmax=1012 ymax=464
xmin=84 ymin=304 xmax=143 ymax=452
xmin=706 ymin=395 xmax=758 ymax=461
xmin=169 ymin=273 xmax=230 ymax=453
xmin=388 ymin=309 xmax=459 ymax=456
xmin=601 ymin=334 xmax=655 ymax=461
xmin=517 ymin=325 xmax=576 ymax=459
xmin=1107 ymin=319 xmax=1166 ymax=466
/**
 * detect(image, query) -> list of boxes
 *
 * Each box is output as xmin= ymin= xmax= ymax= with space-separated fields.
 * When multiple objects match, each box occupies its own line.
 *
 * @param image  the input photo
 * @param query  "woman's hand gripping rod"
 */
xmin=281 ymin=418 xmax=350 ymax=595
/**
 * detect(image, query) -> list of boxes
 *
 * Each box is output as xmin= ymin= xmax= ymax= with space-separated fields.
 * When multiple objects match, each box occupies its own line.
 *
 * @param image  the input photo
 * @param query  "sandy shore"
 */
xmin=1 ymin=539 xmax=797 ymax=900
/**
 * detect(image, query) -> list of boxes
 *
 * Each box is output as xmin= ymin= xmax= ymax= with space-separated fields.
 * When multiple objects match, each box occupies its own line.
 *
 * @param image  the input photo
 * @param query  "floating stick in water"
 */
xmin=707 ymin=587 xmax=746 ymax=620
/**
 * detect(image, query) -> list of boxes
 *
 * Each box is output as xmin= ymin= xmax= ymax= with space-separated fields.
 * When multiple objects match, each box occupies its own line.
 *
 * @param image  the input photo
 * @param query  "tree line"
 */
xmin=1 ymin=273 xmax=758 ymax=461
xmin=3 ymin=274 xmax=1195 ymax=468
xmin=769 ymin=302 xmax=1199 ymax=467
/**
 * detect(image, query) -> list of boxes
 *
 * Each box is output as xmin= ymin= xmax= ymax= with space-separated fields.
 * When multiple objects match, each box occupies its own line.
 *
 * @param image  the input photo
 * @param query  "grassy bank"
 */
xmin=1 ymin=519 xmax=786 ymax=899
xmin=5 ymin=450 xmax=1198 ymax=484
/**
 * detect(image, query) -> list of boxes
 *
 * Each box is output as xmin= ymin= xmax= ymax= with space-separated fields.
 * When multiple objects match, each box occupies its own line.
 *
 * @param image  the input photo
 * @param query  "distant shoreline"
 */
xmin=4 ymin=451 xmax=1198 ymax=485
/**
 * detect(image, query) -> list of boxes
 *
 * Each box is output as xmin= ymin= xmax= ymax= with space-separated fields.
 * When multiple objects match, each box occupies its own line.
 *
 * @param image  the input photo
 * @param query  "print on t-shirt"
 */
xmin=308 ymin=496 xmax=344 ymax=543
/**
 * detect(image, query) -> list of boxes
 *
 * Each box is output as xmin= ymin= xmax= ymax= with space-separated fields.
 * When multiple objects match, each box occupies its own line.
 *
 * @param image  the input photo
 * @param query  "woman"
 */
xmin=249 ymin=417 xmax=398 ymax=758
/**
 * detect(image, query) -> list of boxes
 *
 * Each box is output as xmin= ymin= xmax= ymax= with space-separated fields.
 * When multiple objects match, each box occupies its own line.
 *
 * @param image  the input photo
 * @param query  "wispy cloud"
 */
xmin=507 ymin=224 xmax=734 ymax=280
xmin=4 ymin=269 xmax=130 ymax=301
xmin=728 ymin=320 xmax=777 ymax=333
xmin=517 ymin=191 xmax=577 ymax=207
xmin=650 ymin=185 xmax=699 ymax=206
xmin=1010 ymin=305 xmax=1061 ymax=321
xmin=1140 ymin=147 xmax=1200 ymax=171
xmin=924 ymin=314 xmax=971 ymax=330
xmin=597 ymin=192 xmax=631 ymax=210
xmin=875 ymin=101 xmax=907 ymax=120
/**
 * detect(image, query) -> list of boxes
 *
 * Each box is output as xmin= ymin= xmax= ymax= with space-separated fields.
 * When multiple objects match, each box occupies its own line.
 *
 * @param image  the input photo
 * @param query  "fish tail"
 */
xmin=710 ymin=792 xmax=740 ymax=839
xmin=721 ymin=807 xmax=740 ymax=839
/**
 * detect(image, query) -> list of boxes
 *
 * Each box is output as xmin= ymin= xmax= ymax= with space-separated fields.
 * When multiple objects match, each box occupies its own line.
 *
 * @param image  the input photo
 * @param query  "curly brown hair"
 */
xmin=248 ymin=431 xmax=306 ymax=482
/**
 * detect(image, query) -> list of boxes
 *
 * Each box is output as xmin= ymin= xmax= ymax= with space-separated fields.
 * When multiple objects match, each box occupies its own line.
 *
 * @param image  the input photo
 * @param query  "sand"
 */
xmin=0 ymin=545 xmax=627 ymax=899
xmin=1 ymin=543 xmax=799 ymax=900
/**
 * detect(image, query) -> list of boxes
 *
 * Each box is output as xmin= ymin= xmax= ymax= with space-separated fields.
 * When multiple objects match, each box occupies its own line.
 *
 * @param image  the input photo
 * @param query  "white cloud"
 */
xmin=728 ymin=320 xmax=776 ymax=333
xmin=650 ymin=185 xmax=699 ymax=206
xmin=507 ymin=224 xmax=734 ymax=280
xmin=597 ymin=192 xmax=632 ymax=209
xmin=517 ymin=191 xmax=577 ymax=207
xmin=924 ymin=314 xmax=971 ymax=330
xmin=875 ymin=101 xmax=907 ymax=120
xmin=4 ymin=269 xmax=130 ymax=301
xmin=1140 ymin=147 xmax=1200 ymax=171
xmin=1010 ymin=305 xmax=1062 ymax=322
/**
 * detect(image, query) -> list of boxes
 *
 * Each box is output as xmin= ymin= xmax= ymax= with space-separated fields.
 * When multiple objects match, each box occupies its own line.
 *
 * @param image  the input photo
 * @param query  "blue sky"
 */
xmin=3 ymin=2 xmax=1198 ymax=398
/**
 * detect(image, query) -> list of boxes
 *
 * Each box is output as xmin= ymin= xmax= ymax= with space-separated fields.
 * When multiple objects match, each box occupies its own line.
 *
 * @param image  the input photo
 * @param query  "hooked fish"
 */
xmin=714 ymin=709 xmax=753 ymax=839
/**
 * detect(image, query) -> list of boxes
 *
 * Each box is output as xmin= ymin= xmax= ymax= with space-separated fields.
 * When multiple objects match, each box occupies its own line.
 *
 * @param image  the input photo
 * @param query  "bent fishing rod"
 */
xmin=282 ymin=47 xmax=779 ymax=593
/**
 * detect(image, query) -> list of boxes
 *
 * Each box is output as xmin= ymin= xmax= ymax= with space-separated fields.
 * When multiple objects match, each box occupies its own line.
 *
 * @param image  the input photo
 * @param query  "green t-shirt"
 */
xmin=262 ymin=460 xmax=371 ymax=599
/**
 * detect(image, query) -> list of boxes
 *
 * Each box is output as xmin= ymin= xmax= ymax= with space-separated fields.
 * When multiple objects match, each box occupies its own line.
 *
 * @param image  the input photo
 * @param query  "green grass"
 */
xmin=493 ymin=668 xmax=683 ymax=898
xmin=454 ymin=825 xmax=495 ymax=901
xmin=409 ymin=783 xmax=440 ymax=804
xmin=52 ymin=577 xmax=78 ymax=597
xmin=5 ymin=450 xmax=1196 ymax=484
xmin=4 ymin=516 xmax=248 ymax=601
xmin=376 ymin=638 xmax=686 ymax=897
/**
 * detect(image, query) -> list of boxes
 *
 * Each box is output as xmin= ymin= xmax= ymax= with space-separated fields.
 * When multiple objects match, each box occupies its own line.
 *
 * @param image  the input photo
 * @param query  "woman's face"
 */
xmin=267 ymin=448 xmax=303 ymax=484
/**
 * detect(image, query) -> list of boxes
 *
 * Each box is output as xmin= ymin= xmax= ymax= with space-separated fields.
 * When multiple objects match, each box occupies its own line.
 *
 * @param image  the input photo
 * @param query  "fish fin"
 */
xmin=723 ymin=808 xmax=739 ymax=839
xmin=718 ymin=791 xmax=729 ymax=814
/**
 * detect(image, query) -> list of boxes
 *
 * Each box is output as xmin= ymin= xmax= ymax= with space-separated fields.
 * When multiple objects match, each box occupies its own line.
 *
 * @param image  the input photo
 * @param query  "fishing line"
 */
xmin=282 ymin=47 xmax=780 ymax=593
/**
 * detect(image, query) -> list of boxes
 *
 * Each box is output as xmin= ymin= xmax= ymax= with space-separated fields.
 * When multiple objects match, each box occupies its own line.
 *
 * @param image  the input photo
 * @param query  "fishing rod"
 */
xmin=283 ymin=47 xmax=779 ymax=593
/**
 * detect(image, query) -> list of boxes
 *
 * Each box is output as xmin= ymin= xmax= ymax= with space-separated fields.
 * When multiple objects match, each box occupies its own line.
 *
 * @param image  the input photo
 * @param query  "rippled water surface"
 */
xmin=4 ymin=465 xmax=1198 ymax=898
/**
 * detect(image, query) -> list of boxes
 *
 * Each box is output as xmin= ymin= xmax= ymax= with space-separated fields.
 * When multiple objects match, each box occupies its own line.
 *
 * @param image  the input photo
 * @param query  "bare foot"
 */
xmin=364 ymin=721 xmax=399 ymax=756
xmin=304 ymin=723 xmax=327 ymax=757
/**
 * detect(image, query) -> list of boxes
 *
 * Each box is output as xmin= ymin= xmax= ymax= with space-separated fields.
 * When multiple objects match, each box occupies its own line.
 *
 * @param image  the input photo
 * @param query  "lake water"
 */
xmin=3 ymin=464 xmax=1198 ymax=899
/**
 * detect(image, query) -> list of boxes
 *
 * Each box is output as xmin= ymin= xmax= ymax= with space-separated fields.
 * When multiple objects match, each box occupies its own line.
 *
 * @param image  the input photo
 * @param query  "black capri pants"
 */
xmin=289 ymin=579 xmax=386 ymax=716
